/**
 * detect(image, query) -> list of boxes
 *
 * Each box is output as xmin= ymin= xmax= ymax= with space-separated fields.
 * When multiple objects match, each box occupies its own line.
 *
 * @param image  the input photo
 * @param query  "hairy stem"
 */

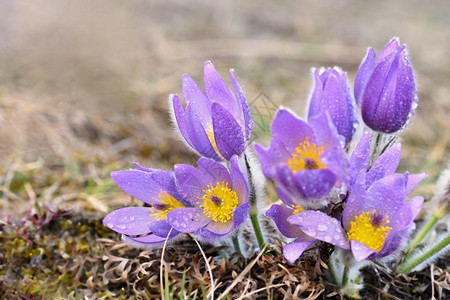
xmin=249 ymin=211 xmax=265 ymax=250
xmin=408 ymin=214 xmax=439 ymax=251
xmin=232 ymin=234 xmax=242 ymax=256
xmin=398 ymin=234 xmax=450 ymax=274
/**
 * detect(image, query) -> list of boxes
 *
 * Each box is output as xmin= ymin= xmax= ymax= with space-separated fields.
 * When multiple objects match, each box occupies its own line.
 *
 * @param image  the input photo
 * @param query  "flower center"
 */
xmin=206 ymin=123 xmax=225 ymax=160
xmin=201 ymin=181 xmax=238 ymax=223
xmin=287 ymin=137 xmax=326 ymax=173
xmin=347 ymin=210 xmax=393 ymax=253
xmin=292 ymin=204 xmax=304 ymax=215
xmin=150 ymin=191 xmax=185 ymax=221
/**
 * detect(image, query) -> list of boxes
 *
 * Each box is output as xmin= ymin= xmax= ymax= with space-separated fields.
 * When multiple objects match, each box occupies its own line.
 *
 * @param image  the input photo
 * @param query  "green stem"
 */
xmin=328 ymin=258 xmax=338 ymax=285
xmin=232 ymin=234 xmax=242 ymax=255
xmin=407 ymin=215 xmax=439 ymax=251
xmin=249 ymin=211 xmax=265 ymax=250
xmin=342 ymin=265 xmax=350 ymax=287
xmin=398 ymin=234 xmax=450 ymax=274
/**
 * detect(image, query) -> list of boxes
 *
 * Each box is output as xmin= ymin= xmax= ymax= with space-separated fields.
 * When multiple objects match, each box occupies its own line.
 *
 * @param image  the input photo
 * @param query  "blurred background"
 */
xmin=0 ymin=0 xmax=449 ymax=214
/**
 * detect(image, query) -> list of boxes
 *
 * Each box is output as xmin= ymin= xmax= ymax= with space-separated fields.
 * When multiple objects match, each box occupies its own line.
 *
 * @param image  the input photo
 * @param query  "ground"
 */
xmin=0 ymin=1 xmax=449 ymax=299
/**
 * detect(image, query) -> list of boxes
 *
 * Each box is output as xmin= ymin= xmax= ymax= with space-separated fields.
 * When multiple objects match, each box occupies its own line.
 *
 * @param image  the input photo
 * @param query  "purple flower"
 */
xmin=289 ymin=173 xmax=424 ymax=261
xmin=348 ymin=131 xmax=427 ymax=193
xmin=103 ymin=163 xmax=188 ymax=247
xmin=170 ymin=61 xmax=253 ymax=161
xmin=166 ymin=155 xmax=250 ymax=241
xmin=255 ymin=108 xmax=348 ymax=205
xmin=354 ymin=38 xmax=417 ymax=133
xmin=308 ymin=67 xmax=358 ymax=144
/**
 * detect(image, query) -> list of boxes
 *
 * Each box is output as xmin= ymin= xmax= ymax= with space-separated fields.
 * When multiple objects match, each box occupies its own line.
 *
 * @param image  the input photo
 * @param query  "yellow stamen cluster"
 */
xmin=201 ymin=181 xmax=239 ymax=223
xmin=287 ymin=137 xmax=326 ymax=173
xmin=206 ymin=123 xmax=225 ymax=160
xmin=150 ymin=191 xmax=185 ymax=221
xmin=347 ymin=210 xmax=393 ymax=253
xmin=292 ymin=204 xmax=304 ymax=215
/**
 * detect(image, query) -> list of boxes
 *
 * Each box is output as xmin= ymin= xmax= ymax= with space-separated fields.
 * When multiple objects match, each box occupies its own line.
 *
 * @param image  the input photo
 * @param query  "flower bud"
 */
xmin=354 ymin=38 xmax=417 ymax=133
xmin=308 ymin=67 xmax=357 ymax=144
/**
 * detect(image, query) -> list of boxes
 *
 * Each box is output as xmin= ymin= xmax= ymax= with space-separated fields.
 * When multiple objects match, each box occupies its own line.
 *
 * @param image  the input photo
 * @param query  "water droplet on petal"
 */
xmin=317 ymin=224 xmax=328 ymax=231
xmin=324 ymin=235 xmax=332 ymax=242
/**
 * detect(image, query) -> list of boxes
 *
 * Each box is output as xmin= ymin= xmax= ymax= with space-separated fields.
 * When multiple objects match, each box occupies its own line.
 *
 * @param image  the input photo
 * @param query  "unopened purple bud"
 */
xmin=308 ymin=67 xmax=357 ymax=145
xmin=354 ymin=38 xmax=417 ymax=133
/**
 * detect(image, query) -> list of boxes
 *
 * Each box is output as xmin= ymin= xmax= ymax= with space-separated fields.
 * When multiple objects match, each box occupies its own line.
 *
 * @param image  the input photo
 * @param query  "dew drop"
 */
xmin=317 ymin=224 xmax=328 ymax=231
xmin=107 ymin=222 xmax=114 ymax=228
xmin=324 ymin=235 xmax=332 ymax=242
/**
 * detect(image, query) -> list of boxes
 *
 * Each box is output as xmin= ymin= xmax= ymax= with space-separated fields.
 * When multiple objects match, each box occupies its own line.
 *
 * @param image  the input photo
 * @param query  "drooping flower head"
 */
xmin=289 ymin=173 xmax=424 ymax=261
xmin=308 ymin=67 xmax=358 ymax=145
xmin=103 ymin=163 xmax=188 ymax=246
xmin=170 ymin=61 xmax=253 ymax=161
xmin=255 ymin=108 xmax=348 ymax=206
xmin=166 ymin=155 xmax=250 ymax=241
xmin=354 ymin=38 xmax=417 ymax=133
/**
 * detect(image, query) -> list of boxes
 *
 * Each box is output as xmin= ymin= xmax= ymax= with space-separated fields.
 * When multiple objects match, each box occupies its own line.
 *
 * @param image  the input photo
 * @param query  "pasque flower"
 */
xmin=255 ymin=108 xmax=348 ymax=205
xmin=289 ymin=173 xmax=424 ymax=262
xmin=103 ymin=163 xmax=188 ymax=246
xmin=354 ymin=38 xmax=417 ymax=133
xmin=170 ymin=61 xmax=253 ymax=161
xmin=308 ymin=67 xmax=357 ymax=144
xmin=166 ymin=155 xmax=250 ymax=241
xmin=348 ymin=131 xmax=427 ymax=193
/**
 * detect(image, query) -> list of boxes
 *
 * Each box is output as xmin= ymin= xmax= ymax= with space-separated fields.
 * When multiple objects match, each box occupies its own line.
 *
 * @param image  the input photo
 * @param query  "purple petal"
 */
xmin=254 ymin=139 xmax=291 ymax=179
xmin=204 ymin=219 xmax=233 ymax=235
xmin=212 ymin=102 xmax=246 ymax=159
xmin=111 ymin=170 xmax=161 ymax=205
xmin=401 ymin=196 xmax=424 ymax=227
xmin=170 ymin=94 xmax=193 ymax=148
xmin=150 ymin=169 xmax=185 ymax=205
xmin=378 ymin=38 xmax=401 ymax=62
xmin=308 ymin=69 xmax=356 ymax=144
xmin=230 ymin=155 xmax=248 ymax=204
xmin=271 ymin=108 xmax=316 ymax=153
xmin=349 ymin=131 xmax=371 ymax=190
xmin=294 ymin=169 xmax=336 ymax=200
xmin=366 ymin=144 xmax=401 ymax=187
xmin=363 ymin=174 xmax=406 ymax=222
xmin=320 ymin=146 xmax=349 ymax=187
xmin=308 ymin=112 xmax=343 ymax=149
xmin=307 ymin=69 xmax=325 ymax=118
xmin=273 ymin=163 xmax=306 ymax=201
xmin=266 ymin=204 xmax=303 ymax=238
xmin=203 ymin=61 xmax=239 ymax=118
xmin=182 ymin=74 xmax=212 ymax=128
xmin=149 ymin=220 xmax=179 ymax=238
xmin=354 ymin=48 xmax=376 ymax=106
xmin=233 ymin=202 xmax=250 ymax=229
xmin=283 ymin=237 xmax=316 ymax=264
xmin=103 ymin=207 xmax=152 ymax=236
xmin=350 ymin=240 xmax=376 ymax=261
xmin=276 ymin=185 xmax=298 ymax=207
xmin=361 ymin=51 xmax=398 ymax=132
xmin=174 ymin=164 xmax=209 ymax=203
xmin=124 ymin=234 xmax=168 ymax=245
xmin=343 ymin=172 xmax=367 ymax=229
xmin=133 ymin=162 xmax=153 ymax=173
xmin=197 ymin=157 xmax=231 ymax=185
xmin=288 ymin=211 xmax=349 ymax=249
xmin=394 ymin=48 xmax=417 ymax=129
xmin=405 ymin=173 xmax=427 ymax=195
xmin=166 ymin=207 xmax=211 ymax=233
xmin=229 ymin=69 xmax=253 ymax=139
xmin=184 ymin=104 xmax=222 ymax=160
